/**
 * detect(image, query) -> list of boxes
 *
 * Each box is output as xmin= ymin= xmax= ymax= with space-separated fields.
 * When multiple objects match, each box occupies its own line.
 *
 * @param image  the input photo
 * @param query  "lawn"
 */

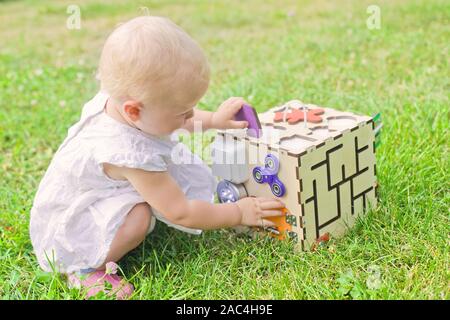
xmin=0 ymin=0 xmax=448 ymax=299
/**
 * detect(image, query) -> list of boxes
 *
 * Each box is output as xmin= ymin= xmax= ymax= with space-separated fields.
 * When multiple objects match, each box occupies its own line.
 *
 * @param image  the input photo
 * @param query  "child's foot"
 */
xmin=68 ymin=263 xmax=134 ymax=300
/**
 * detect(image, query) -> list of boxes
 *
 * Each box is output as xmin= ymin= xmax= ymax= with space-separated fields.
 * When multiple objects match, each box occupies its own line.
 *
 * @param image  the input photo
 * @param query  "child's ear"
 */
xmin=123 ymin=100 xmax=142 ymax=122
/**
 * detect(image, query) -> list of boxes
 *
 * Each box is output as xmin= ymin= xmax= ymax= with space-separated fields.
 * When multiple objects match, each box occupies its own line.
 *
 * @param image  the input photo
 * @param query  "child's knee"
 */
xmin=128 ymin=203 xmax=153 ymax=239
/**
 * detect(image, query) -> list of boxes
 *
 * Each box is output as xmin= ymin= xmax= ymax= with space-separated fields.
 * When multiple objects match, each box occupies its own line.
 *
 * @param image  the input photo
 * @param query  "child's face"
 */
xmin=140 ymin=102 xmax=195 ymax=136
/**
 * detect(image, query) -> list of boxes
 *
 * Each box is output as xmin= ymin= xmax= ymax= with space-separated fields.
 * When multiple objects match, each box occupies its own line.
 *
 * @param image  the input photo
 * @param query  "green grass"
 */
xmin=0 ymin=0 xmax=448 ymax=299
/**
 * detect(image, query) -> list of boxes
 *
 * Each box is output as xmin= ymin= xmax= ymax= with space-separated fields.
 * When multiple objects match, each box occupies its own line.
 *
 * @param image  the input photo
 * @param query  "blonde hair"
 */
xmin=98 ymin=16 xmax=210 ymax=108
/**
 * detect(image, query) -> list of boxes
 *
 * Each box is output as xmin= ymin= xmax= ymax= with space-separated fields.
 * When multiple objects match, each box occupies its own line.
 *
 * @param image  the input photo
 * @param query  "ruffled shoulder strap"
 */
xmin=57 ymin=91 xmax=109 ymax=152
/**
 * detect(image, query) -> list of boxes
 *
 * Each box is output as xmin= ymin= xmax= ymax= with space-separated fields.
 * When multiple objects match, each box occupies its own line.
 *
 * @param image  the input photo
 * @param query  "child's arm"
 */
xmin=181 ymin=97 xmax=249 ymax=132
xmin=182 ymin=108 xmax=215 ymax=132
xmin=104 ymin=164 xmax=285 ymax=230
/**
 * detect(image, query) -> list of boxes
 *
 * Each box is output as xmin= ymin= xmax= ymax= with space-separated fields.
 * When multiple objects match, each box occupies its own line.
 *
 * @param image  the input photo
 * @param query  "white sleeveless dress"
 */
xmin=29 ymin=91 xmax=217 ymax=274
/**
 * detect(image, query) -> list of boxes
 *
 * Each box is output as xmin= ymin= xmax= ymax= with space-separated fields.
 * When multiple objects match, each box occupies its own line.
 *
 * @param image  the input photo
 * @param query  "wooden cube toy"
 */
xmin=211 ymin=100 xmax=379 ymax=250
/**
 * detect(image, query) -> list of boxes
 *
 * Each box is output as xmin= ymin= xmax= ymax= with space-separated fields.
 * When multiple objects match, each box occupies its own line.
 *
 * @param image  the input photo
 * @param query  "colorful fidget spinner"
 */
xmin=252 ymin=154 xmax=286 ymax=197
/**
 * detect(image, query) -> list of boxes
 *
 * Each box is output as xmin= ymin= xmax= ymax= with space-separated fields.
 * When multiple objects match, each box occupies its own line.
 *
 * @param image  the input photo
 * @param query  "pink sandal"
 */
xmin=68 ymin=262 xmax=134 ymax=300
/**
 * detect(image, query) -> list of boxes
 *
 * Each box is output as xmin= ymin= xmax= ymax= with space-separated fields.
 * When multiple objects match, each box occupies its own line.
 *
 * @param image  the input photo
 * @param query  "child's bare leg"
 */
xmin=98 ymin=202 xmax=152 ymax=270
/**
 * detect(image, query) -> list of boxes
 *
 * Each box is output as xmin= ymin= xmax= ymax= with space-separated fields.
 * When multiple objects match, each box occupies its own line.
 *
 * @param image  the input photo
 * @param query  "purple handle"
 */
xmin=234 ymin=104 xmax=262 ymax=138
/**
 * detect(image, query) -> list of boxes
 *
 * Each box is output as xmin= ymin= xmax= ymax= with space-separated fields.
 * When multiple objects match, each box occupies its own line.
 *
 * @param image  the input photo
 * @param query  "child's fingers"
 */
xmin=233 ymin=99 xmax=246 ymax=107
xmin=259 ymin=200 xmax=285 ymax=210
xmin=261 ymin=219 xmax=276 ymax=228
xmin=228 ymin=98 xmax=246 ymax=110
xmin=224 ymin=97 xmax=243 ymax=106
xmin=228 ymin=120 xmax=248 ymax=129
xmin=256 ymin=197 xmax=285 ymax=205
xmin=256 ymin=196 xmax=279 ymax=202
xmin=225 ymin=97 xmax=239 ymax=103
xmin=261 ymin=210 xmax=285 ymax=217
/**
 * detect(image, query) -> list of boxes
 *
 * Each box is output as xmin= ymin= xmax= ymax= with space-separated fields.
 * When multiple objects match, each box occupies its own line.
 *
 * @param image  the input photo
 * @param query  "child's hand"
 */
xmin=235 ymin=197 xmax=285 ymax=228
xmin=211 ymin=97 xmax=249 ymax=130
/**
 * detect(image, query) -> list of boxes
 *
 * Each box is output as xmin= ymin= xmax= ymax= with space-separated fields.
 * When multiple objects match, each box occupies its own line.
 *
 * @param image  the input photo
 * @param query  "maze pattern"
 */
xmin=297 ymin=121 xmax=377 ymax=244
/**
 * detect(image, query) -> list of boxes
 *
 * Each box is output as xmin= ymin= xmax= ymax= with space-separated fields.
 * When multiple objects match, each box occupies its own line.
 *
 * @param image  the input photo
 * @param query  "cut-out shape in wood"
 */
xmin=279 ymin=134 xmax=316 ymax=150
xmin=309 ymin=126 xmax=334 ymax=139
xmin=327 ymin=116 xmax=357 ymax=130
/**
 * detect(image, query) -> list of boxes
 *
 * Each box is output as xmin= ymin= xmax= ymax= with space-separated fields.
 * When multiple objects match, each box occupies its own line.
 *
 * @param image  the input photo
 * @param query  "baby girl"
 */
xmin=30 ymin=16 xmax=284 ymax=299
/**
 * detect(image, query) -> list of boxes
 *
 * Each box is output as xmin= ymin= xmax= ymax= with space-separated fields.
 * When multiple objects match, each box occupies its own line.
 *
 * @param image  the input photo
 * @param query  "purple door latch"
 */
xmin=235 ymin=104 xmax=262 ymax=138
